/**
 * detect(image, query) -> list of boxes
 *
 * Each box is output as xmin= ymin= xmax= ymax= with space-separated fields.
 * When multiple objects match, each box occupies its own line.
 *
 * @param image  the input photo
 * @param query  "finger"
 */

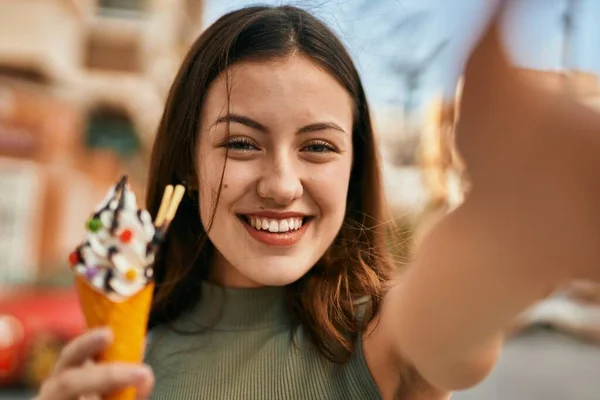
xmin=75 ymin=360 xmax=101 ymax=400
xmin=52 ymin=328 xmax=113 ymax=374
xmin=40 ymin=363 xmax=152 ymax=400
xmin=77 ymin=395 xmax=101 ymax=400
xmin=134 ymin=365 xmax=155 ymax=400
xmin=456 ymin=19 xmax=523 ymax=178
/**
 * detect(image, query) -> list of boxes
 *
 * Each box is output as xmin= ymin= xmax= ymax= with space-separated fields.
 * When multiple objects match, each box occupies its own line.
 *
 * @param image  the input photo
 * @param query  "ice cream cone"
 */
xmin=75 ymin=276 xmax=154 ymax=400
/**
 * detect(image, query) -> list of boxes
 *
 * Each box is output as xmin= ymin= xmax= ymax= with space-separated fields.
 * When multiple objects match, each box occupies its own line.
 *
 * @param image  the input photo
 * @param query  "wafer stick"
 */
xmin=164 ymin=185 xmax=185 ymax=224
xmin=154 ymin=185 xmax=174 ymax=226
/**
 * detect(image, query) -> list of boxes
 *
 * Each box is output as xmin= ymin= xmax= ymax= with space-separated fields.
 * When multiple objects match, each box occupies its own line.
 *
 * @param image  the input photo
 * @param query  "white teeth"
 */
xmin=246 ymin=216 xmax=304 ymax=232
xmin=280 ymin=219 xmax=289 ymax=231
xmin=268 ymin=220 xmax=279 ymax=233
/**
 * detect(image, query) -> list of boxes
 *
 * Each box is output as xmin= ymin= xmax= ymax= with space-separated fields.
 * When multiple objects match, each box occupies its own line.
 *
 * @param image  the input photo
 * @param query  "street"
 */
xmin=2 ymin=328 xmax=598 ymax=399
xmin=0 ymin=389 xmax=34 ymax=399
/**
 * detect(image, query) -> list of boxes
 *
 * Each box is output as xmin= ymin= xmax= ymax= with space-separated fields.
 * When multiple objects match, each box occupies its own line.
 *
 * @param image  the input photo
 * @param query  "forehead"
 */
xmin=202 ymin=55 xmax=354 ymax=125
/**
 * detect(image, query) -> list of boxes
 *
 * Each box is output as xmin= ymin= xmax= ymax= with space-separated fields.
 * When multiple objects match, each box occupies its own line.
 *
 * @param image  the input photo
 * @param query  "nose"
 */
xmin=256 ymin=156 xmax=303 ymax=205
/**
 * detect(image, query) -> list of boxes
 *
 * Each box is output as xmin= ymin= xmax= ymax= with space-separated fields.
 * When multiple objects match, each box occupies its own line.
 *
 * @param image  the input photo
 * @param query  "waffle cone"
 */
xmin=75 ymin=276 xmax=154 ymax=400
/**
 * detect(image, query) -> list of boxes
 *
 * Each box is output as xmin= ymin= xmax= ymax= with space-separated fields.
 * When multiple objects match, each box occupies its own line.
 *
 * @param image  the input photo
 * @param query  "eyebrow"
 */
xmin=213 ymin=113 xmax=347 ymax=135
xmin=214 ymin=114 xmax=268 ymax=132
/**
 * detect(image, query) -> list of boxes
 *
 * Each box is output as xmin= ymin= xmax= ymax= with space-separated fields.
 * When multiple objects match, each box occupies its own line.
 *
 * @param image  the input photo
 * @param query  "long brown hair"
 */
xmin=146 ymin=5 xmax=394 ymax=362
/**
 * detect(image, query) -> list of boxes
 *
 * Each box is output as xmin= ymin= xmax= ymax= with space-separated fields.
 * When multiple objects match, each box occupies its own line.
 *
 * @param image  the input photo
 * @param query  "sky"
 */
xmin=203 ymin=0 xmax=600 ymax=109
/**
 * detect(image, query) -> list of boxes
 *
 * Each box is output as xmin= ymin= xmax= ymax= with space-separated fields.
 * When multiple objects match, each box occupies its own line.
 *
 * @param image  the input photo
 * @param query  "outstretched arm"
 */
xmin=366 ymin=11 xmax=600 ymax=395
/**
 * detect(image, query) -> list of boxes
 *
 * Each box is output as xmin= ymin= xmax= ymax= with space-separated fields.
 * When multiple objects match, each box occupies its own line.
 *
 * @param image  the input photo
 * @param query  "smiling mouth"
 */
xmin=238 ymin=215 xmax=311 ymax=233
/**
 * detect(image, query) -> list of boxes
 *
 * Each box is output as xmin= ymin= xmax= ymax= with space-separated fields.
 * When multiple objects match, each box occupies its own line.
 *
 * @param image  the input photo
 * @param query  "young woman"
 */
xmin=36 ymin=5 xmax=600 ymax=400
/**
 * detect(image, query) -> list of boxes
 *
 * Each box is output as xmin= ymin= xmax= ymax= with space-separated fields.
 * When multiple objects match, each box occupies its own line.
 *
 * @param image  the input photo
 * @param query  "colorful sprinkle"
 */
xmin=68 ymin=251 xmax=79 ymax=267
xmin=85 ymin=266 xmax=99 ymax=279
xmin=87 ymin=217 xmax=103 ymax=232
xmin=119 ymin=229 xmax=133 ymax=243
xmin=125 ymin=268 xmax=138 ymax=281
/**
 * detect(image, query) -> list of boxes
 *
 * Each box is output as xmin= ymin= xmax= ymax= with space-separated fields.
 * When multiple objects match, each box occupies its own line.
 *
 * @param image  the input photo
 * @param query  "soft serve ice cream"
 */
xmin=69 ymin=176 xmax=158 ymax=302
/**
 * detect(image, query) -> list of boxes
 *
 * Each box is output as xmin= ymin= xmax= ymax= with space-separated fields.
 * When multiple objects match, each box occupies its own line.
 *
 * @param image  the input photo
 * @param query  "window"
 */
xmin=0 ymin=66 xmax=49 ymax=85
xmin=85 ymin=108 xmax=140 ymax=158
xmin=84 ymin=34 xmax=142 ymax=72
xmin=0 ymin=158 xmax=42 ymax=282
xmin=97 ymin=0 xmax=146 ymax=18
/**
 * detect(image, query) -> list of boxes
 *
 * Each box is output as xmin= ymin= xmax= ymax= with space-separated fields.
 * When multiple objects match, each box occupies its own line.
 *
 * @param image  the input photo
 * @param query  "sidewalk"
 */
xmin=454 ymin=329 xmax=600 ymax=400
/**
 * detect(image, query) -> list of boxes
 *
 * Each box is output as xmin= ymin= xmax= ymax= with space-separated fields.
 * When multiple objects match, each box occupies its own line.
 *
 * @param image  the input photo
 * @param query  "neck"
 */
xmin=176 ymin=280 xmax=289 ymax=331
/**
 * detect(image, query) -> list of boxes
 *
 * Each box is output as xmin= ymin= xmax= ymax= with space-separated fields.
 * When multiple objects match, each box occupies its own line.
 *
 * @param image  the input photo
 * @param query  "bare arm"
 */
xmin=366 ymin=13 xmax=600 ymax=394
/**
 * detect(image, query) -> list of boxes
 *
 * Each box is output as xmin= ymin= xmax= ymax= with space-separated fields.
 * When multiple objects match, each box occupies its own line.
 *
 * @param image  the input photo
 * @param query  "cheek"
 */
xmin=308 ymin=160 xmax=352 ymax=217
xmin=197 ymin=152 xmax=223 ymax=227
xmin=198 ymin=158 xmax=256 ymax=224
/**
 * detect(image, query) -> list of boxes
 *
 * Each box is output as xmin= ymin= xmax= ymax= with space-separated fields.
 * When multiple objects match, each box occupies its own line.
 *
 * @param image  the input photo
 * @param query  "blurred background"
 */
xmin=0 ymin=0 xmax=599 ymax=399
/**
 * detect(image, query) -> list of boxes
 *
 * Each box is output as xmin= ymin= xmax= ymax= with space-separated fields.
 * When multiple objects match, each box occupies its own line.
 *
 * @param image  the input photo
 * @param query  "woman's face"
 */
xmin=197 ymin=55 xmax=354 ymax=288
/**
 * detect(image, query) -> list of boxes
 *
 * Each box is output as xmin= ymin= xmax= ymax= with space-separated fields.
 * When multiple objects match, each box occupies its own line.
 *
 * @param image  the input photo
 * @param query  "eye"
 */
xmin=223 ymin=137 xmax=259 ymax=152
xmin=301 ymin=140 xmax=337 ymax=154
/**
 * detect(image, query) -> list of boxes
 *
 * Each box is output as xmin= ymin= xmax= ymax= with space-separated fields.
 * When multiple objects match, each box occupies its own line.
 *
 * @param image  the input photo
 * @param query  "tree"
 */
xmin=562 ymin=0 xmax=577 ymax=92
xmin=391 ymin=39 xmax=448 ymax=113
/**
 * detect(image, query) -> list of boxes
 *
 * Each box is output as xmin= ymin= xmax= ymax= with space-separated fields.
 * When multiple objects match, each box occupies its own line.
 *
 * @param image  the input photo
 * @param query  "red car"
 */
xmin=0 ymin=276 xmax=85 ymax=388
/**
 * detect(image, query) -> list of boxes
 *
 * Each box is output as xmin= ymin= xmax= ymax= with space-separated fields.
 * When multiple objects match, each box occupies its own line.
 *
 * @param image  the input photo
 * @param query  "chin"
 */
xmin=239 ymin=255 xmax=316 ymax=287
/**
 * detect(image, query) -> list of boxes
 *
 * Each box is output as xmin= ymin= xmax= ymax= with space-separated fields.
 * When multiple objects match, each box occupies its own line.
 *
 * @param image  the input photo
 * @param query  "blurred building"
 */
xmin=413 ymin=66 xmax=600 ymax=242
xmin=0 ymin=0 xmax=204 ymax=282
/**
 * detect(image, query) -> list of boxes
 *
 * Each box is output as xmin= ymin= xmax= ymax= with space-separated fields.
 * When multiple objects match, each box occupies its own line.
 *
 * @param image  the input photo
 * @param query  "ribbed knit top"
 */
xmin=144 ymin=281 xmax=382 ymax=399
